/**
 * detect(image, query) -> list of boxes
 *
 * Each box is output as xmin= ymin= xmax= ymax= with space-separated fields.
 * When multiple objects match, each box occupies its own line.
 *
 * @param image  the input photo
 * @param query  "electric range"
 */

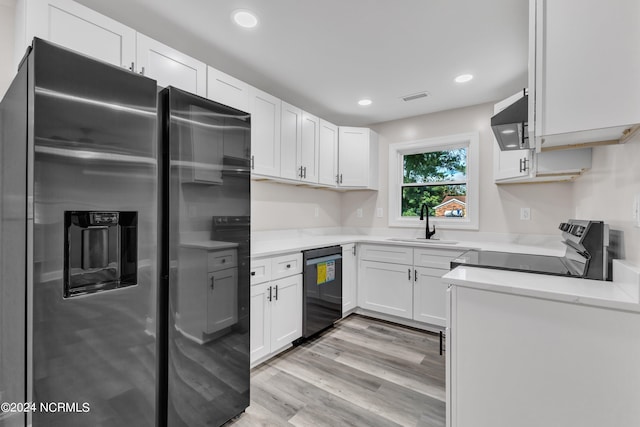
xmin=451 ymin=220 xmax=611 ymax=281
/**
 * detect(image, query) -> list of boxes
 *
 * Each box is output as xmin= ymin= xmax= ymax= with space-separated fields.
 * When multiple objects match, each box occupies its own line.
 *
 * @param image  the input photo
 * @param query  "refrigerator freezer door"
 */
xmin=30 ymin=39 xmax=158 ymax=427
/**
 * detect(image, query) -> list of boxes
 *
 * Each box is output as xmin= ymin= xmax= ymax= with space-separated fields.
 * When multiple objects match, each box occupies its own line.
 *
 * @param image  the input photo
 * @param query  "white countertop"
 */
xmin=443 ymin=260 xmax=640 ymax=312
xmin=251 ymin=234 xmax=565 ymax=258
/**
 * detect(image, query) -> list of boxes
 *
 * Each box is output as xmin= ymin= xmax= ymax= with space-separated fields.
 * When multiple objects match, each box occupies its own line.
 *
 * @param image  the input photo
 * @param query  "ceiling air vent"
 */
xmin=401 ymin=92 xmax=429 ymax=102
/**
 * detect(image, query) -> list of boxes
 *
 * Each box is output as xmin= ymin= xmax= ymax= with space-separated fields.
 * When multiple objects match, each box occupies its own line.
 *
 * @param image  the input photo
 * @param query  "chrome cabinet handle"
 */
xmin=519 ymin=157 xmax=529 ymax=173
xmin=274 ymin=285 xmax=278 ymax=301
xmin=414 ymin=269 xmax=417 ymax=281
xmin=408 ymin=268 xmax=411 ymax=280
xmin=336 ymin=174 xmax=340 ymax=184
xmin=129 ymin=62 xmax=134 ymax=71
xmin=303 ymin=167 xmax=307 ymax=178
xmin=340 ymin=174 xmax=343 ymax=184
xmin=299 ymin=166 xmax=303 ymax=178
xmin=139 ymin=66 xmax=145 ymax=76
xmin=352 ymin=246 xmax=356 ymax=256
xmin=210 ymin=276 xmax=215 ymax=289
xmin=268 ymin=286 xmax=272 ymax=302
xmin=251 ymin=155 xmax=255 ymax=170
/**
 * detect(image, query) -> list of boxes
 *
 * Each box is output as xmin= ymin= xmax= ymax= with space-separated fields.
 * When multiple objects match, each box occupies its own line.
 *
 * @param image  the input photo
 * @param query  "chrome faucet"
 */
xmin=419 ymin=203 xmax=436 ymax=239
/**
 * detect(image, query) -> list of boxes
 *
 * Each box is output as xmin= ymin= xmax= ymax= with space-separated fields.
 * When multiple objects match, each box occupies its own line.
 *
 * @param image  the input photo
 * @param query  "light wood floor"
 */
xmin=226 ymin=314 xmax=446 ymax=427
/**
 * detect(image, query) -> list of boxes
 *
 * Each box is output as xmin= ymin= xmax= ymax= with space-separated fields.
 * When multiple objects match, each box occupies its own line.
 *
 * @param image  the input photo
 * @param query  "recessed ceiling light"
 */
xmin=501 ymin=129 xmax=515 ymax=134
xmin=232 ymin=9 xmax=258 ymax=28
xmin=358 ymin=99 xmax=372 ymax=106
xmin=505 ymin=144 xmax=518 ymax=148
xmin=454 ymin=74 xmax=473 ymax=83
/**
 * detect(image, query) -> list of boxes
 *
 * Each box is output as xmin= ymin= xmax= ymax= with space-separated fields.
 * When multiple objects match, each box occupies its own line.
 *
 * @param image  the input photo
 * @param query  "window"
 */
xmin=388 ymin=132 xmax=479 ymax=230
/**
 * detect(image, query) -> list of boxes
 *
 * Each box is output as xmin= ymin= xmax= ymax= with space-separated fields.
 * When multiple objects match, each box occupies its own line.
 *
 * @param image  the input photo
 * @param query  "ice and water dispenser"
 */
xmin=64 ymin=211 xmax=138 ymax=297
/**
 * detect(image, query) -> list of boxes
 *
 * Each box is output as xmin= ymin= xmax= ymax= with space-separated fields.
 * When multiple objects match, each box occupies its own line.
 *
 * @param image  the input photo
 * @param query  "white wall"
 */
xmin=341 ymin=102 xmax=576 ymax=237
xmin=251 ymin=181 xmax=342 ymax=231
xmin=0 ymin=0 xmax=15 ymax=99
xmin=573 ymin=135 xmax=640 ymax=265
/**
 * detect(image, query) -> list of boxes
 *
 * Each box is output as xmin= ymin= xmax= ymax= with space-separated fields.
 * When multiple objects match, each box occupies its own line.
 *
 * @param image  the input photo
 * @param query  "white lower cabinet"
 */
xmin=341 ymin=243 xmax=357 ymax=315
xmin=250 ymin=253 xmax=302 ymax=365
xmin=413 ymin=267 xmax=448 ymax=326
xmin=358 ymin=244 xmax=464 ymax=327
xmin=359 ymin=260 xmax=413 ymax=319
xmin=447 ymin=284 xmax=640 ymax=427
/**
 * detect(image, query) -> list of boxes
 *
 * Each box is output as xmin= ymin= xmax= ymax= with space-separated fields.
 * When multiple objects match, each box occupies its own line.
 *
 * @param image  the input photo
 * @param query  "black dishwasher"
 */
xmin=302 ymin=246 xmax=343 ymax=338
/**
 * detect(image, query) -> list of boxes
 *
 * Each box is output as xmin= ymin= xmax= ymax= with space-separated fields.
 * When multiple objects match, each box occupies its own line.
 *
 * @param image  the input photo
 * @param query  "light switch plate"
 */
xmin=356 ymin=208 xmax=363 ymax=218
xmin=520 ymin=207 xmax=531 ymax=220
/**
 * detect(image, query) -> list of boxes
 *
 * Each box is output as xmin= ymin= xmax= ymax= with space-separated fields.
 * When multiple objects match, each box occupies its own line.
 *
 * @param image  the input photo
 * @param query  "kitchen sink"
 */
xmin=387 ymin=237 xmax=458 ymax=245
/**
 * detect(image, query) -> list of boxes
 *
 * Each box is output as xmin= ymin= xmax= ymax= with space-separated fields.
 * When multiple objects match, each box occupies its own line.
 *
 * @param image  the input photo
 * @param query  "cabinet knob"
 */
xmin=286 ymin=264 xmax=291 ymax=268
xmin=222 ymin=259 xmax=226 ymax=263
xmin=250 ymin=271 xmax=256 ymax=276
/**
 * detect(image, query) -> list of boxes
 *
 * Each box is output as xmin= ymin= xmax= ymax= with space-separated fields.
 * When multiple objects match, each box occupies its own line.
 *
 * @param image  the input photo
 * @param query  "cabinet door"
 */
xmin=206 ymin=66 xmax=250 ymax=112
xmin=318 ymin=120 xmax=338 ymax=186
xmin=342 ymin=244 xmax=357 ymax=316
xmin=413 ymin=267 xmax=447 ymax=327
xmin=534 ymin=0 xmax=640 ymax=142
xmin=358 ymin=260 xmax=412 ymax=319
xmin=280 ymin=102 xmax=302 ymax=180
xmin=250 ymin=282 xmax=271 ymax=364
xmin=270 ymin=274 xmax=302 ymax=353
xmin=300 ymin=112 xmax=320 ymax=183
xmin=206 ymin=268 xmax=238 ymax=334
xmin=493 ymin=145 xmax=532 ymax=182
xmin=136 ymin=33 xmax=206 ymax=96
xmin=338 ymin=127 xmax=369 ymax=187
xmin=25 ymin=0 xmax=136 ymax=68
xmin=250 ymin=87 xmax=281 ymax=177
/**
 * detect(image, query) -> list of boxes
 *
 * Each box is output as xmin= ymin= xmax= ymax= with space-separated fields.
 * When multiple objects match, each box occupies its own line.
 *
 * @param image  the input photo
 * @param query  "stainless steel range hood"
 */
xmin=491 ymin=89 xmax=529 ymax=150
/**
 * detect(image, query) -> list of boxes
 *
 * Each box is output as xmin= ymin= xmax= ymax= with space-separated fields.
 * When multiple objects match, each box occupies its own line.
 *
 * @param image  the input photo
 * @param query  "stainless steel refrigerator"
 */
xmin=0 ymin=38 xmax=250 ymax=427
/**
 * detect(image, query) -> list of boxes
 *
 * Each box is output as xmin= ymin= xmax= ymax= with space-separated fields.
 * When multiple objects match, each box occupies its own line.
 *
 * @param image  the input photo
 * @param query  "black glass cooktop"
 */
xmin=451 ymin=249 xmax=577 ymax=277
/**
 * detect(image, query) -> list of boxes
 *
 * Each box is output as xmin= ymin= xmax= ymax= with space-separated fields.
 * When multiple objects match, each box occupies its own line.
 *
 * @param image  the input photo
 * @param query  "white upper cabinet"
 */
xmin=338 ymin=127 xmax=379 ymax=189
xmin=300 ymin=112 xmax=320 ymax=183
xmin=136 ymin=33 xmax=206 ymax=96
xmin=318 ymin=120 xmax=338 ymax=187
xmin=206 ymin=66 xmax=250 ymax=113
xmin=280 ymin=101 xmax=302 ymax=180
xmin=530 ymin=0 xmax=640 ymax=149
xmin=16 ymin=0 xmax=135 ymax=69
xmin=250 ymin=87 xmax=281 ymax=177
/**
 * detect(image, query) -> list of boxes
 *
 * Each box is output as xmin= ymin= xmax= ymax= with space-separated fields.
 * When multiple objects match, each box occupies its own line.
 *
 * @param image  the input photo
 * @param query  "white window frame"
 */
xmin=388 ymin=132 xmax=479 ymax=230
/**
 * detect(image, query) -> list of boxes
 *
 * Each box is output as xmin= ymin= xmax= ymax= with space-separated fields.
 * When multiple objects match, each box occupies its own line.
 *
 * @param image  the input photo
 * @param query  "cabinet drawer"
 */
xmin=414 ymin=249 xmax=466 ymax=269
xmin=359 ymin=244 xmax=413 ymax=265
xmin=250 ymin=258 xmax=271 ymax=285
xmin=208 ymin=249 xmax=237 ymax=272
xmin=271 ymin=252 xmax=303 ymax=280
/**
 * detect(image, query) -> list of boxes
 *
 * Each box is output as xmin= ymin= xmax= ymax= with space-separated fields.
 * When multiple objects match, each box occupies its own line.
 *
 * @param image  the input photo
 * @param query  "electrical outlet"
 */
xmin=356 ymin=208 xmax=363 ymax=218
xmin=376 ymin=207 xmax=383 ymax=218
xmin=520 ymin=207 xmax=531 ymax=221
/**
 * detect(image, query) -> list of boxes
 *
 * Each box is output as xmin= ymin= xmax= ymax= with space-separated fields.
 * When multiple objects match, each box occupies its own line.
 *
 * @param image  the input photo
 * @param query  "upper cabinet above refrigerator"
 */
xmin=528 ymin=0 xmax=640 ymax=151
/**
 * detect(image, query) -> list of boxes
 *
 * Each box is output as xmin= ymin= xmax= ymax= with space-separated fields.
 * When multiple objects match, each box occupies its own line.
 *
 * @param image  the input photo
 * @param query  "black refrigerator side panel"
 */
xmin=165 ymin=87 xmax=250 ymax=427
xmin=30 ymin=39 xmax=159 ymax=427
xmin=0 ymin=54 xmax=28 ymax=427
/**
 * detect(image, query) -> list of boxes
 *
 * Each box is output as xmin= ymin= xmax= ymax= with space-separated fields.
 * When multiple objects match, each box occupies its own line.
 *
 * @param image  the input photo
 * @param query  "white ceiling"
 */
xmin=76 ymin=0 xmax=529 ymax=126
